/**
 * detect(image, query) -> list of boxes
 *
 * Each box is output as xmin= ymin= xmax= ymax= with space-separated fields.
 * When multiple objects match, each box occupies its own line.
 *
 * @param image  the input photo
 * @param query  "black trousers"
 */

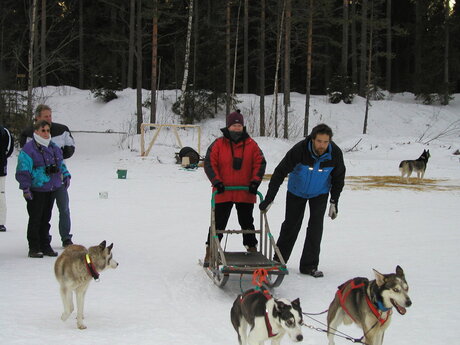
xmin=26 ymin=191 xmax=56 ymax=252
xmin=206 ymin=202 xmax=258 ymax=247
xmin=276 ymin=191 xmax=328 ymax=271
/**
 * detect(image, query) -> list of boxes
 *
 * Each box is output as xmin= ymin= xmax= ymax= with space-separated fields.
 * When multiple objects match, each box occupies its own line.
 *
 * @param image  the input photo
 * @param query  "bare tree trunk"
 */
xmin=259 ymin=0 xmax=266 ymax=136
xmin=351 ymin=0 xmax=358 ymax=85
xmin=27 ymin=0 xmax=39 ymax=117
xmin=385 ymin=0 xmax=391 ymax=92
xmin=304 ymin=0 xmax=313 ymax=137
xmin=271 ymin=1 xmax=285 ymax=138
xmin=181 ymin=0 xmax=194 ymax=97
xmin=136 ymin=0 xmax=142 ymax=134
xmin=341 ymin=0 xmax=348 ymax=75
xmin=232 ymin=1 xmax=241 ymax=97
xmin=414 ymin=0 xmax=422 ymax=95
xmin=363 ymin=1 xmax=373 ymax=135
xmin=79 ymin=0 xmax=84 ymax=89
xmin=128 ymin=0 xmax=135 ymax=89
xmin=243 ymin=0 xmax=248 ymax=93
xmin=150 ymin=0 xmax=158 ymax=123
xmin=359 ymin=0 xmax=367 ymax=96
xmin=226 ymin=1 xmax=231 ymax=115
xmin=443 ymin=0 xmax=449 ymax=104
xmin=283 ymin=0 xmax=291 ymax=139
xmin=40 ymin=0 xmax=46 ymax=86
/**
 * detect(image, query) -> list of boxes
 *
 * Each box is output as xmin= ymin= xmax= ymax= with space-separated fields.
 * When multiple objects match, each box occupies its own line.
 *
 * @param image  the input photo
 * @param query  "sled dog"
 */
xmin=399 ymin=149 xmax=430 ymax=182
xmin=327 ymin=266 xmax=412 ymax=345
xmin=54 ymin=241 xmax=118 ymax=329
xmin=231 ymin=288 xmax=304 ymax=345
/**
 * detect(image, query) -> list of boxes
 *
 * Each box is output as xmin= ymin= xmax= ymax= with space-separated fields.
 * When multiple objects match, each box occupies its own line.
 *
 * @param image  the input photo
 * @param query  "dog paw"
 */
xmin=77 ymin=323 xmax=87 ymax=330
xmin=61 ymin=312 xmax=70 ymax=321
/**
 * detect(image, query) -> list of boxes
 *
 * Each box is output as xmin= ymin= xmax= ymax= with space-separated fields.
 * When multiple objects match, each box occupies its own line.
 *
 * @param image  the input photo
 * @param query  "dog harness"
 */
xmin=337 ymin=279 xmax=391 ymax=325
xmin=239 ymin=289 xmax=278 ymax=338
xmin=85 ymin=254 xmax=100 ymax=281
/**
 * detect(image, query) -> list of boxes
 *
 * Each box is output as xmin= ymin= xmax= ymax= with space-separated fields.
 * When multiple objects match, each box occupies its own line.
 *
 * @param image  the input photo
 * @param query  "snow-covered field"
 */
xmin=0 ymin=87 xmax=459 ymax=345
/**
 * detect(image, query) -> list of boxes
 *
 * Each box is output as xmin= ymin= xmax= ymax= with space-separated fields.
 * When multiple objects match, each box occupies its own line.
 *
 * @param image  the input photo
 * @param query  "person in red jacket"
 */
xmin=203 ymin=110 xmax=266 ymax=266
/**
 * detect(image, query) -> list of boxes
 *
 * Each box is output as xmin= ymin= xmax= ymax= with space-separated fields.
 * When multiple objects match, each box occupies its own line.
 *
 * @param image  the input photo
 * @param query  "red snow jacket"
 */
xmin=204 ymin=128 xmax=266 ymax=204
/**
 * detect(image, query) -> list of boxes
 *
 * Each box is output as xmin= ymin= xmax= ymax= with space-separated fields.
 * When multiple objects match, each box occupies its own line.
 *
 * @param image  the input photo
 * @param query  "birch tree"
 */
xmin=181 ymin=0 xmax=194 ymax=98
xmin=27 ymin=0 xmax=39 ymax=117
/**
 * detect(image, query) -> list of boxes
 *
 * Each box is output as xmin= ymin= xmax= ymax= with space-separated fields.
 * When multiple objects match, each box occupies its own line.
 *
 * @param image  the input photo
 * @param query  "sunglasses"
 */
xmin=40 ymin=129 xmax=51 ymax=133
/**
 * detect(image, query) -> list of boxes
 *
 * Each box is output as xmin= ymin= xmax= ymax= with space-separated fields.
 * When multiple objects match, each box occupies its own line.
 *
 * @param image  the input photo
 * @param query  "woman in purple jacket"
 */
xmin=16 ymin=120 xmax=71 ymax=258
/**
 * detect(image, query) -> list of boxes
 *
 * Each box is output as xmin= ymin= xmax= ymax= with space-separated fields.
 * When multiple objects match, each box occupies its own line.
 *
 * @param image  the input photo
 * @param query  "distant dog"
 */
xmin=399 ymin=149 xmax=430 ymax=183
xmin=231 ymin=288 xmax=304 ymax=345
xmin=327 ymin=266 xmax=412 ymax=345
xmin=54 ymin=241 xmax=118 ymax=329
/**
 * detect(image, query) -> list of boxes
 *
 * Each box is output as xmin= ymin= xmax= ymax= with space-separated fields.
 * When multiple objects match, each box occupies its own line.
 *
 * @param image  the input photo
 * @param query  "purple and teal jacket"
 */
xmin=16 ymin=140 xmax=70 ymax=192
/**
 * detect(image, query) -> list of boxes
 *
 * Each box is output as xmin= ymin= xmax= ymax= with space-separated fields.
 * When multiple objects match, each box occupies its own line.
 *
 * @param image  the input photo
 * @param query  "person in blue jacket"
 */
xmin=16 ymin=120 xmax=71 ymax=258
xmin=259 ymin=123 xmax=345 ymax=278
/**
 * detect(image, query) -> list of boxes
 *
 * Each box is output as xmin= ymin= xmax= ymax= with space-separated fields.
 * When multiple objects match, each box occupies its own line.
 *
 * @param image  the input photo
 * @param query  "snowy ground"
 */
xmin=0 ymin=87 xmax=459 ymax=345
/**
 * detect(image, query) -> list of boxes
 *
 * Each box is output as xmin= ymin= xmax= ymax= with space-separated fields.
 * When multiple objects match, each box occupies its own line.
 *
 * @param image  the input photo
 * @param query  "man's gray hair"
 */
xmin=35 ymin=104 xmax=52 ymax=118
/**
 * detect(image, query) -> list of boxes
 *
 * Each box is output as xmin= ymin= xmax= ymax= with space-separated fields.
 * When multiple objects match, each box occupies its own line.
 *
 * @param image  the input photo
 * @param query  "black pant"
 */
xmin=206 ymin=202 xmax=258 ymax=247
xmin=276 ymin=192 xmax=328 ymax=271
xmin=26 ymin=191 xmax=56 ymax=252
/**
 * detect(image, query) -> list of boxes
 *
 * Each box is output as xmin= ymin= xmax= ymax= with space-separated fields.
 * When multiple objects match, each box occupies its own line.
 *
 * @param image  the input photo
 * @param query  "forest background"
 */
xmin=1 ymin=0 xmax=459 ymax=139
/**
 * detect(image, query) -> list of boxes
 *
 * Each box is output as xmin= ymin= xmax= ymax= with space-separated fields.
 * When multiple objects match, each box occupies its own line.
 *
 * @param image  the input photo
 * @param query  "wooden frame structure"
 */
xmin=140 ymin=123 xmax=201 ymax=157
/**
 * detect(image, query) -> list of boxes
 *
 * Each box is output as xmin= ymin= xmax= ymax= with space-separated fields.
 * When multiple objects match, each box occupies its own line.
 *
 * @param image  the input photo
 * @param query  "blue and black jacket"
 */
xmin=266 ymin=136 xmax=345 ymax=202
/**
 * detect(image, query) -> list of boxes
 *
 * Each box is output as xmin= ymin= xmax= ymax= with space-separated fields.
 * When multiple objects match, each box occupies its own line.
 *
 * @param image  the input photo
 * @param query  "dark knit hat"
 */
xmin=226 ymin=110 xmax=244 ymax=127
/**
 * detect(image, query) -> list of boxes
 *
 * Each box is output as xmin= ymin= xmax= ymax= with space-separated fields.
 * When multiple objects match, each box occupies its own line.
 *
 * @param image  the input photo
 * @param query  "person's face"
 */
xmin=312 ymin=133 xmax=330 ymax=156
xmin=36 ymin=109 xmax=52 ymax=124
xmin=35 ymin=125 xmax=51 ymax=139
xmin=228 ymin=123 xmax=243 ymax=132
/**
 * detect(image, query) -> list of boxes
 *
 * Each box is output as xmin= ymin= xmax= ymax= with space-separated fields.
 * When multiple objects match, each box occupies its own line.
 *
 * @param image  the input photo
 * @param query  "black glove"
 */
xmin=248 ymin=181 xmax=260 ymax=195
xmin=259 ymin=195 xmax=274 ymax=211
xmin=215 ymin=182 xmax=225 ymax=194
xmin=328 ymin=199 xmax=338 ymax=220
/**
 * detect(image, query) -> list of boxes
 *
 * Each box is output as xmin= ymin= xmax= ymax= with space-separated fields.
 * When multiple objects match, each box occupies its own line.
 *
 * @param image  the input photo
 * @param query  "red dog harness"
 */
xmin=240 ymin=289 xmax=278 ymax=338
xmin=337 ymin=279 xmax=391 ymax=325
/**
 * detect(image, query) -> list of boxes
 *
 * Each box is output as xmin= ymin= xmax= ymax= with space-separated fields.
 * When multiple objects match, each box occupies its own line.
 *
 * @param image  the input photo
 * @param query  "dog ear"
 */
xmin=99 ymin=240 xmax=107 ymax=249
xmin=395 ymin=265 xmax=405 ymax=277
xmin=373 ymin=269 xmax=385 ymax=286
xmin=108 ymin=243 xmax=114 ymax=251
xmin=291 ymin=298 xmax=300 ymax=307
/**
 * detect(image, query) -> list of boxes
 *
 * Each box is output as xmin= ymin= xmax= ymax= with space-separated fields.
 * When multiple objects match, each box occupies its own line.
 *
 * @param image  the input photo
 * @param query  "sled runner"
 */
xmin=202 ymin=186 xmax=288 ymax=288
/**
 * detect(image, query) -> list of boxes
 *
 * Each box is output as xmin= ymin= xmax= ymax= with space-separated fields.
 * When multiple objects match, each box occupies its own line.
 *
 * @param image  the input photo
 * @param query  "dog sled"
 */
xmin=202 ymin=186 xmax=288 ymax=288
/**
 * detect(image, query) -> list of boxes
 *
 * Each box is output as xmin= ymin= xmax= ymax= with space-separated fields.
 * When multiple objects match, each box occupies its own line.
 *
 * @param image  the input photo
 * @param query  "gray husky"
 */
xmin=54 ymin=241 xmax=118 ymax=329
xmin=399 ymin=149 xmax=430 ymax=183
xmin=231 ymin=288 xmax=304 ymax=345
xmin=327 ymin=266 xmax=411 ymax=345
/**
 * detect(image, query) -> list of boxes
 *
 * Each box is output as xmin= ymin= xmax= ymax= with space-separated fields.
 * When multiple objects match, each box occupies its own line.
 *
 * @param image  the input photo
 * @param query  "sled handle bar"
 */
xmin=211 ymin=186 xmax=264 ymax=207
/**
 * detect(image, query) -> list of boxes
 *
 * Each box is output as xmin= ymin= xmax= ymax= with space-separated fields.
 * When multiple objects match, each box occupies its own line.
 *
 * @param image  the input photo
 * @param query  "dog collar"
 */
xmin=85 ymin=254 xmax=100 ymax=281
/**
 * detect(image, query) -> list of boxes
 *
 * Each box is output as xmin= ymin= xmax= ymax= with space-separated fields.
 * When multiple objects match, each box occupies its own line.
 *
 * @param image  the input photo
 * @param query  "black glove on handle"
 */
xmin=215 ymin=182 xmax=225 ymax=194
xmin=259 ymin=195 xmax=274 ymax=211
xmin=248 ymin=181 xmax=260 ymax=195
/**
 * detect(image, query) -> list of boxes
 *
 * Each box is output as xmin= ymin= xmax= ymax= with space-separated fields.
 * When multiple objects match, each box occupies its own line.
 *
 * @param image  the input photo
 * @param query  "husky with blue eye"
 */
xmin=327 ymin=266 xmax=412 ymax=345
xmin=231 ymin=288 xmax=304 ymax=345
xmin=54 ymin=240 xmax=118 ymax=329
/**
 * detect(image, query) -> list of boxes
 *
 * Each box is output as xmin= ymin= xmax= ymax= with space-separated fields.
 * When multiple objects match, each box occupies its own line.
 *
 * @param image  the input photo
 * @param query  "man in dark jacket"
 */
xmin=259 ymin=123 xmax=345 ymax=278
xmin=0 ymin=125 xmax=14 ymax=231
xmin=20 ymin=104 xmax=75 ymax=247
